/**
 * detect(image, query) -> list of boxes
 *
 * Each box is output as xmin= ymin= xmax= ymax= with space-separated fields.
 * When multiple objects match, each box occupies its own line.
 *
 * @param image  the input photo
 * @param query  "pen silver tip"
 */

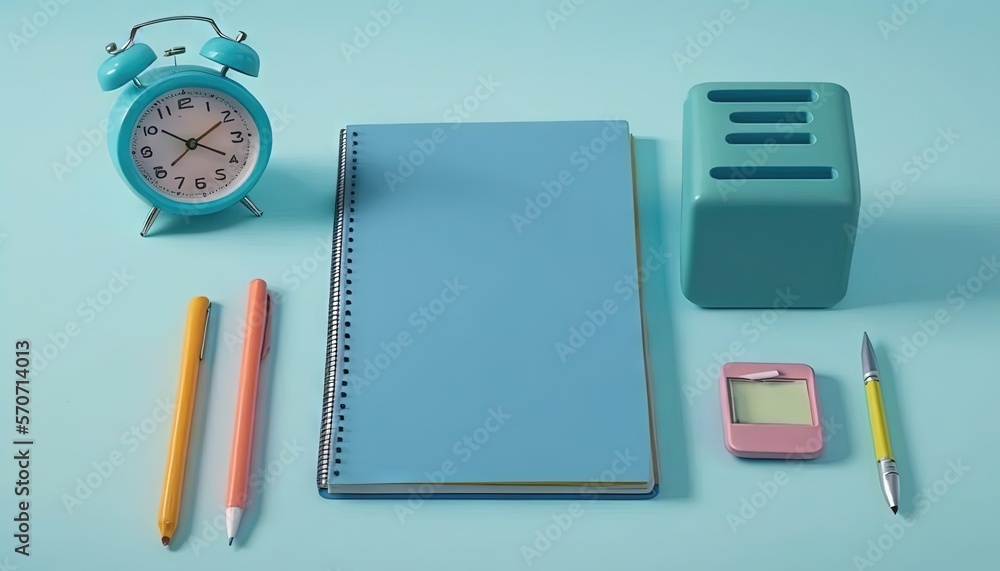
xmin=862 ymin=333 xmax=878 ymax=377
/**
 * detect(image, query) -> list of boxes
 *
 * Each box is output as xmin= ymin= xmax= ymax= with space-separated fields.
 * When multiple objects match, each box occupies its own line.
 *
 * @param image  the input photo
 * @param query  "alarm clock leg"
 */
xmin=139 ymin=207 xmax=161 ymax=237
xmin=240 ymin=197 xmax=263 ymax=217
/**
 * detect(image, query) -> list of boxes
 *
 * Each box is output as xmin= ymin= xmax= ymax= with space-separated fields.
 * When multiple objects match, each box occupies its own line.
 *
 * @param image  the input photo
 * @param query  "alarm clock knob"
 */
xmin=199 ymin=37 xmax=259 ymax=77
xmin=97 ymin=42 xmax=157 ymax=91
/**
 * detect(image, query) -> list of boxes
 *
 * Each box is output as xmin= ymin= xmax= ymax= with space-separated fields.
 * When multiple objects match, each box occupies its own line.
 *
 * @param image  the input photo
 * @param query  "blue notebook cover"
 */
xmin=317 ymin=121 xmax=657 ymax=498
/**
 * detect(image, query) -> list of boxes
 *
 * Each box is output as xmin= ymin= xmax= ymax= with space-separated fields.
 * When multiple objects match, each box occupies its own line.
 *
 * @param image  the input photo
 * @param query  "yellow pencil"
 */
xmin=158 ymin=296 xmax=211 ymax=546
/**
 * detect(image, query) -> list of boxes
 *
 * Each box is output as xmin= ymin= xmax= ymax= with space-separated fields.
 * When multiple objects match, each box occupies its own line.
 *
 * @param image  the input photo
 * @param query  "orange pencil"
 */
xmin=159 ymin=296 xmax=211 ymax=546
xmin=226 ymin=279 xmax=271 ymax=545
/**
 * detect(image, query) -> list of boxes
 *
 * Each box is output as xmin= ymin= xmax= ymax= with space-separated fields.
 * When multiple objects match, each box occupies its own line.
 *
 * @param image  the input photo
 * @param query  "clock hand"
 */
xmin=162 ymin=123 xmax=226 ymax=166
xmin=160 ymin=129 xmax=189 ymax=144
xmin=162 ymin=129 xmax=198 ymax=167
xmin=167 ymin=140 xmax=223 ymax=167
xmin=195 ymin=143 xmax=226 ymax=156
xmin=195 ymin=121 xmax=222 ymax=141
xmin=170 ymin=148 xmax=190 ymax=167
xmin=171 ymin=143 xmax=222 ymax=165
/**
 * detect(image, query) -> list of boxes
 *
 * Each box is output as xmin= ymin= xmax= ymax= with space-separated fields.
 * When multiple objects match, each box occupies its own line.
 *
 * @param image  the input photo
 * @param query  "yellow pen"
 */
xmin=862 ymin=332 xmax=900 ymax=514
xmin=158 ymin=296 xmax=211 ymax=546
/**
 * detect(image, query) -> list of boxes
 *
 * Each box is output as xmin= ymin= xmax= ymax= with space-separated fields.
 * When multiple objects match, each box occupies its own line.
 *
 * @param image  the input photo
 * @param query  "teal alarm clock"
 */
xmin=98 ymin=16 xmax=272 ymax=236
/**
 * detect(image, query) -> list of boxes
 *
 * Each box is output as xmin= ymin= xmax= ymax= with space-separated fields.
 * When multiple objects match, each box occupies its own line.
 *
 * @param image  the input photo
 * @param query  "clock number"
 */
xmin=175 ymin=176 xmax=185 ymax=189
xmin=229 ymin=155 xmax=239 ymax=164
xmin=178 ymin=97 xmax=193 ymax=110
xmin=215 ymin=168 xmax=227 ymax=180
xmin=153 ymin=166 xmax=167 ymax=179
xmin=231 ymin=131 xmax=244 ymax=143
xmin=156 ymin=107 xmax=171 ymax=120
xmin=143 ymin=125 xmax=158 ymax=136
xmin=205 ymin=101 xmax=211 ymax=112
xmin=140 ymin=146 xmax=153 ymax=158
xmin=221 ymin=110 xmax=234 ymax=123
xmin=195 ymin=177 xmax=207 ymax=190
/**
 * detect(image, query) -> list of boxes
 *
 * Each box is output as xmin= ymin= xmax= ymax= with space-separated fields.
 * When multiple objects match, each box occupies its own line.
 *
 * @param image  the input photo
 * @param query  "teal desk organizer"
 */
xmin=680 ymin=82 xmax=861 ymax=308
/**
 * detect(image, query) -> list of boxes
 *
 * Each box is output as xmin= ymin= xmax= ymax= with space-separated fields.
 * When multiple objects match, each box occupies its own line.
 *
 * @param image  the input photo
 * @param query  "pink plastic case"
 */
xmin=720 ymin=362 xmax=823 ymax=459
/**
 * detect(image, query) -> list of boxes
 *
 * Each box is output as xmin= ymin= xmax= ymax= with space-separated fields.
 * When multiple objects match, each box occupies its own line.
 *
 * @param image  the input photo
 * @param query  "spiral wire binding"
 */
xmin=316 ymin=128 xmax=350 ymax=488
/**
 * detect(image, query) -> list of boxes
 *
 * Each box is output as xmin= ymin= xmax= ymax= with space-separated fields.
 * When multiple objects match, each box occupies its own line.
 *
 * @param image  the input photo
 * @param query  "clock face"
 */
xmin=130 ymin=87 xmax=260 ymax=204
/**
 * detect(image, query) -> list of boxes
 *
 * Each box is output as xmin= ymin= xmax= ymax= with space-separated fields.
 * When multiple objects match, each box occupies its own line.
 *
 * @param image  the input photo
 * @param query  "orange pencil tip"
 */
xmin=162 ymin=536 xmax=170 ymax=546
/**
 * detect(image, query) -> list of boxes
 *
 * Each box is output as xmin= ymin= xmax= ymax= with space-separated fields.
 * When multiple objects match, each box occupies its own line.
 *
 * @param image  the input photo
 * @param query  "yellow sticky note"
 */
xmin=729 ymin=379 xmax=812 ymax=425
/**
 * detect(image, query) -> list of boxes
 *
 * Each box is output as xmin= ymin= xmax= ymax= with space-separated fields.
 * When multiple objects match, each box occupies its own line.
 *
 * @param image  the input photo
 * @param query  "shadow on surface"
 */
xmin=634 ymin=137 xmax=690 ymax=499
xmin=812 ymin=374 xmax=851 ymax=464
xmin=841 ymin=218 xmax=1000 ymax=309
xmin=876 ymin=339 xmax=917 ymax=519
xmin=147 ymin=162 xmax=336 ymax=237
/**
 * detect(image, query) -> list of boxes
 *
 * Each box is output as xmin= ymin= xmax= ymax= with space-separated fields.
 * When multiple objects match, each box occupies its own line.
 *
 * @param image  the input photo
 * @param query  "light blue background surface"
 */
xmin=0 ymin=0 xmax=996 ymax=569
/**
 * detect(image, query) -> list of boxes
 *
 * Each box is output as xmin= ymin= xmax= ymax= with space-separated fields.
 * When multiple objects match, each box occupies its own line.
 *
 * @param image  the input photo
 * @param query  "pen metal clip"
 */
xmin=200 ymin=302 xmax=211 ymax=360
xmin=259 ymin=294 xmax=272 ymax=361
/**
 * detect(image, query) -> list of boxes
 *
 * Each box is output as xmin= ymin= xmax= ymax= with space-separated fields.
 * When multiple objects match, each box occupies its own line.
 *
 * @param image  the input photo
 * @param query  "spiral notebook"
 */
xmin=316 ymin=121 xmax=658 ymax=498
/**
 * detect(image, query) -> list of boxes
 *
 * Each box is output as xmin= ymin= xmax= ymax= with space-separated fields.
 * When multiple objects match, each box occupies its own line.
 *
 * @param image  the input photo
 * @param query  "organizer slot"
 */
xmin=730 ymin=111 xmax=812 ymax=124
xmin=725 ymin=133 xmax=815 ymax=145
xmin=709 ymin=166 xmax=837 ymax=180
xmin=709 ymin=89 xmax=817 ymax=103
